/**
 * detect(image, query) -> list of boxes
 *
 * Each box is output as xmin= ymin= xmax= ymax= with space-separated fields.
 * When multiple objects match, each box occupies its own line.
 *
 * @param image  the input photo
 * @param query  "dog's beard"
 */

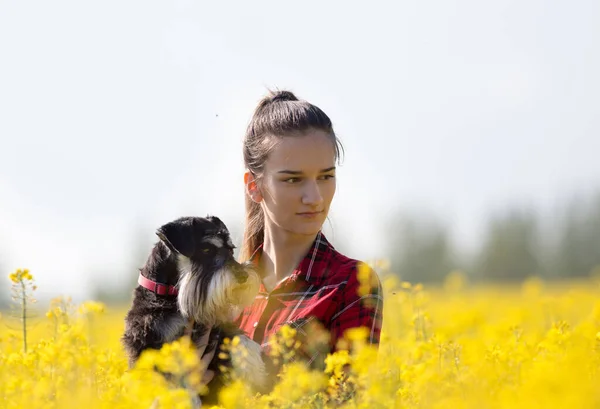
xmin=177 ymin=255 xmax=260 ymax=325
xmin=228 ymin=268 xmax=260 ymax=321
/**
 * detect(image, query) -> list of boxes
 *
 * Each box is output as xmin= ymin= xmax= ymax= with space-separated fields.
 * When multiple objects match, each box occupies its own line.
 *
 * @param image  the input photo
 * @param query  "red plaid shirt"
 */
xmin=235 ymin=232 xmax=383 ymax=364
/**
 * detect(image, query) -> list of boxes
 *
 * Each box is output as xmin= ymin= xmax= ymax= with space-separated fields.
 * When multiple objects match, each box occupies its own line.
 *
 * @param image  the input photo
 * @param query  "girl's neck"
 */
xmin=260 ymin=223 xmax=318 ymax=286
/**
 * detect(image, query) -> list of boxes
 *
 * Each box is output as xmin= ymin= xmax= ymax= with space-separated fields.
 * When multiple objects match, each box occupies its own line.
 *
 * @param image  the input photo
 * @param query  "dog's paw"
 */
xmin=230 ymin=335 xmax=270 ymax=393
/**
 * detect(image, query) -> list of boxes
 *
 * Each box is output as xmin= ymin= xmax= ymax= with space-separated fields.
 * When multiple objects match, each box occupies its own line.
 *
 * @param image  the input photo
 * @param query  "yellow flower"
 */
xmin=4 ymin=262 xmax=600 ymax=408
xmin=279 ymin=324 xmax=297 ymax=341
xmin=325 ymin=350 xmax=352 ymax=379
xmin=444 ymin=269 xmax=468 ymax=292
xmin=78 ymin=301 xmax=106 ymax=315
xmin=269 ymin=362 xmax=328 ymax=403
xmin=8 ymin=268 xmax=34 ymax=283
xmin=219 ymin=379 xmax=251 ymax=409
xmin=345 ymin=327 xmax=369 ymax=343
xmin=357 ymin=262 xmax=378 ymax=297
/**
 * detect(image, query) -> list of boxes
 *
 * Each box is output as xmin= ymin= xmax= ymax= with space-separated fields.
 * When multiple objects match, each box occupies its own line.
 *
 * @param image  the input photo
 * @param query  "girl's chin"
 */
xmin=289 ymin=223 xmax=324 ymax=236
xmin=270 ymin=216 xmax=327 ymax=236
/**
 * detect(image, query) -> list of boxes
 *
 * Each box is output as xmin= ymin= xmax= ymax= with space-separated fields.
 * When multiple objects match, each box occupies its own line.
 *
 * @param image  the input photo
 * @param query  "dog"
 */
xmin=121 ymin=215 xmax=270 ymax=404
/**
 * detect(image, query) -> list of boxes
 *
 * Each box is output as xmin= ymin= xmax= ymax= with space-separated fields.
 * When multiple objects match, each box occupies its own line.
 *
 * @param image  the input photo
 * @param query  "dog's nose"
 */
xmin=235 ymin=268 xmax=249 ymax=284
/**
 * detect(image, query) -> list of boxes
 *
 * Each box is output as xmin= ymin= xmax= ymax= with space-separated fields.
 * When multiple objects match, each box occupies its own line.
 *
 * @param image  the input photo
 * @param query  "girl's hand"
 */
xmin=195 ymin=326 xmax=217 ymax=386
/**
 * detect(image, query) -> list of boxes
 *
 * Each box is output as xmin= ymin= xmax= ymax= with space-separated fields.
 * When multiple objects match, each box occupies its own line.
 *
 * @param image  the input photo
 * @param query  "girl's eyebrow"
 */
xmin=277 ymin=166 xmax=336 ymax=175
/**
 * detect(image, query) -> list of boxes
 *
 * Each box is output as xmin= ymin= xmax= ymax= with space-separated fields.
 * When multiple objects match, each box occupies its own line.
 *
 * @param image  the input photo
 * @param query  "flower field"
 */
xmin=2 ymin=268 xmax=600 ymax=408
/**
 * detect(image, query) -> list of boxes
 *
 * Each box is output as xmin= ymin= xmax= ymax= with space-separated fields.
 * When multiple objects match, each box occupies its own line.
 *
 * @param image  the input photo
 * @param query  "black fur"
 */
xmin=121 ymin=215 xmax=268 ymax=405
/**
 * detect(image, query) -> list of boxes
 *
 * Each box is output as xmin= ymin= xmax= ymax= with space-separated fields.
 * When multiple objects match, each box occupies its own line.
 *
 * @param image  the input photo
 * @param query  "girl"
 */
xmin=234 ymin=89 xmax=383 ymax=368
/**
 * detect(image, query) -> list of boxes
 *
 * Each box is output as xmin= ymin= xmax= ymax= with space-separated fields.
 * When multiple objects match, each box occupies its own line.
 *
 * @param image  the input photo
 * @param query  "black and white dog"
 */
xmin=121 ymin=215 xmax=269 ymax=404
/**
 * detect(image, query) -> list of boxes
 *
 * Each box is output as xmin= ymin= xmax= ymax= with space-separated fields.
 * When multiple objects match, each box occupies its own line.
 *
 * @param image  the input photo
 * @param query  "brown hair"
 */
xmin=239 ymin=89 xmax=344 ymax=261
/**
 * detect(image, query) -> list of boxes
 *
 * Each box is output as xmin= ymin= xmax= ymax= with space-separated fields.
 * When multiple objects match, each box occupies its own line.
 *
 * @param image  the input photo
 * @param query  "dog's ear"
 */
xmin=206 ymin=215 xmax=229 ymax=234
xmin=156 ymin=219 xmax=194 ymax=257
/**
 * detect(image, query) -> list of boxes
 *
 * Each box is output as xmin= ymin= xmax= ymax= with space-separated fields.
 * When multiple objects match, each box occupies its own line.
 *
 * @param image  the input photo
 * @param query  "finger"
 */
xmin=201 ymin=342 xmax=217 ymax=367
xmin=195 ymin=327 xmax=212 ymax=356
xmin=201 ymin=369 xmax=215 ymax=385
xmin=200 ymin=342 xmax=217 ymax=373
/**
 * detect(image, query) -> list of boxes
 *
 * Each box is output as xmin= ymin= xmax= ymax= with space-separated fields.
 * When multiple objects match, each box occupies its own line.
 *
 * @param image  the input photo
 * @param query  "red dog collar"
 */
xmin=138 ymin=274 xmax=178 ymax=296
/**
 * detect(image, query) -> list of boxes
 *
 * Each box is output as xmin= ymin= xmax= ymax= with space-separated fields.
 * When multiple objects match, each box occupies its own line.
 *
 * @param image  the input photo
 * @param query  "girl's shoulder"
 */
xmin=311 ymin=233 xmax=381 ymax=292
xmin=324 ymin=246 xmax=380 ymax=290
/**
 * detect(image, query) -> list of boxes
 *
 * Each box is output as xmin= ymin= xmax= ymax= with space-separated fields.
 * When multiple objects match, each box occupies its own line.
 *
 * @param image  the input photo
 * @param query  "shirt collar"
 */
xmin=247 ymin=231 xmax=334 ymax=284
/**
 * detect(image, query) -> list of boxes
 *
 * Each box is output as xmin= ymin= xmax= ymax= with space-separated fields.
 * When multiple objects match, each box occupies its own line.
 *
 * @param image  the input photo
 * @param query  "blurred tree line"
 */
xmin=78 ymin=188 xmax=600 ymax=303
xmin=1 ymin=190 xmax=598 ymax=307
xmin=384 ymin=190 xmax=600 ymax=284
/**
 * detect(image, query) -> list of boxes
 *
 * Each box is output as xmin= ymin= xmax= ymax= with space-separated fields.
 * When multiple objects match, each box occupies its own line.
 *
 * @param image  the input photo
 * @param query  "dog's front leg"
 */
xmin=228 ymin=335 xmax=272 ymax=393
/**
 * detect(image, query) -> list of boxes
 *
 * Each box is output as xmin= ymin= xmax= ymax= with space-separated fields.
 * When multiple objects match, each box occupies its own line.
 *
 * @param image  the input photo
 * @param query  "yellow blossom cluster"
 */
xmin=8 ymin=268 xmax=33 ymax=283
xmin=2 ymin=268 xmax=600 ymax=408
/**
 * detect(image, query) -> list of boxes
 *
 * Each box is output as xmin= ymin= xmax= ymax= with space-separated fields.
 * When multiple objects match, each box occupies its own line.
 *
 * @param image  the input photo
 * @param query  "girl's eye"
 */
xmin=283 ymin=174 xmax=334 ymax=183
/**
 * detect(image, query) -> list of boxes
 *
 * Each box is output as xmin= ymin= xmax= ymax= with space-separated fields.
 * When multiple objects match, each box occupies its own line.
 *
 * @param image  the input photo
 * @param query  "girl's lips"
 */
xmin=297 ymin=211 xmax=323 ymax=218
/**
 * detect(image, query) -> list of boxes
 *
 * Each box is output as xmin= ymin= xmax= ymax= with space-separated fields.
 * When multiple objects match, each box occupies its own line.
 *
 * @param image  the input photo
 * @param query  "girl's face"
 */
xmin=246 ymin=129 xmax=337 ymax=237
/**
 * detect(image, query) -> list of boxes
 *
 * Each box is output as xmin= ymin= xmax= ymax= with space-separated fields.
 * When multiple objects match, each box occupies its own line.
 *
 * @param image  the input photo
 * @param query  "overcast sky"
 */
xmin=1 ymin=0 xmax=598 ymax=302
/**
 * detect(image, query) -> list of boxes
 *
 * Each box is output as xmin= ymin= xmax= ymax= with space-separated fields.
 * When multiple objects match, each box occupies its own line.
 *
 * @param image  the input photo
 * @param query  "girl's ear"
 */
xmin=244 ymin=171 xmax=263 ymax=203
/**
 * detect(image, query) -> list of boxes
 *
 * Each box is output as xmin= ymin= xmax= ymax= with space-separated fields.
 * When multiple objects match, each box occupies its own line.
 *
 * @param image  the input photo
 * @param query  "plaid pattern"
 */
xmin=235 ymin=231 xmax=383 ymax=359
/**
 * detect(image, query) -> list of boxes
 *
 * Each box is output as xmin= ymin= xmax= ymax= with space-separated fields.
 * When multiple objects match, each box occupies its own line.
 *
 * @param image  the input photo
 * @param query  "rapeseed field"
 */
xmin=2 ymin=267 xmax=600 ymax=408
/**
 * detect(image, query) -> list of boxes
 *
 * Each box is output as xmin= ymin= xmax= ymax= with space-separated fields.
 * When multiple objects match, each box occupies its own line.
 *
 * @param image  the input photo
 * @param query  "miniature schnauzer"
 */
xmin=121 ymin=215 xmax=269 ymax=404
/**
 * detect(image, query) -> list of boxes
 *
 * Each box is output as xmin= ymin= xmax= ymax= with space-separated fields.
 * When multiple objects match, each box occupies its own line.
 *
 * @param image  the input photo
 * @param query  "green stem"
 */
xmin=20 ymin=280 xmax=27 ymax=353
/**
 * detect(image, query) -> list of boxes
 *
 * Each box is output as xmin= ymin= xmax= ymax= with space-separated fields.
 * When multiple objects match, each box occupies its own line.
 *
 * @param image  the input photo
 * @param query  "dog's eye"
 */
xmin=201 ymin=247 xmax=212 ymax=254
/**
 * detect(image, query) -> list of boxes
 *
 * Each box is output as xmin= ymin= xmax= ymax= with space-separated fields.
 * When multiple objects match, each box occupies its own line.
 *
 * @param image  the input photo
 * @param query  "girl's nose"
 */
xmin=302 ymin=181 xmax=323 ymax=205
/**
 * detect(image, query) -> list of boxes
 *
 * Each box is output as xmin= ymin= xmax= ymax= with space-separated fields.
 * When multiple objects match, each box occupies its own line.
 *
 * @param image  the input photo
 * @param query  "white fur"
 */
xmin=205 ymin=268 xmax=233 ymax=324
xmin=177 ymin=254 xmax=193 ymax=277
xmin=176 ymin=254 xmax=202 ymax=322
xmin=157 ymin=313 xmax=187 ymax=343
xmin=231 ymin=269 xmax=261 ymax=307
xmin=231 ymin=335 xmax=269 ymax=392
xmin=176 ymin=254 xmax=261 ymax=326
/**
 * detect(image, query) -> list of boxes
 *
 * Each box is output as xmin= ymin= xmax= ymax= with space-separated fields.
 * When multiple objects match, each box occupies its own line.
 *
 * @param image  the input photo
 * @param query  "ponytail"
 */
xmin=239 ymin=192 xmax=264 ymax=262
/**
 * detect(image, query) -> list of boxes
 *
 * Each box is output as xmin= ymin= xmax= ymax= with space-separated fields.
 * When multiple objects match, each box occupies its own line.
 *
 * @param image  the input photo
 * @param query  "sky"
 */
xmin=0 ymin=0 xmax=599 ymax=302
